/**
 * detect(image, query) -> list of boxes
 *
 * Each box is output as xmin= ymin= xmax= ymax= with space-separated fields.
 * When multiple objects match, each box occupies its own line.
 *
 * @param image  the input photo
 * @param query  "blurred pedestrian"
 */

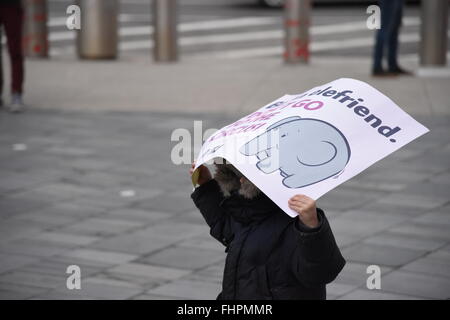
xmin=372 ymin=0 xmax=412 ymax=77
xmin=190 ymin=160 xmax=345 ymax=300
xmin=0 ymin=0 xmax=25 ymax=113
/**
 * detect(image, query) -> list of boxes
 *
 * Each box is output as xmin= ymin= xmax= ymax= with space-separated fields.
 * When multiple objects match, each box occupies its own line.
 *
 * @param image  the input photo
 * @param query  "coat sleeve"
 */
xmin=191 ymin=179 xmax=234 ymax=247
xmin=290 ymin=208 xmax=346 ymax=287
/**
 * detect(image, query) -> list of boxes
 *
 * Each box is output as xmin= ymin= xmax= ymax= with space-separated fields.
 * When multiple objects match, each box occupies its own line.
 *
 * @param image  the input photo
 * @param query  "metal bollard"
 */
xmin=77 ymin=0 xmax=118 ymax=60
xmin=153 ymin=0 xmax=178 ymax=62
xmin=23 ymin=0 xmax=49 ymax=58
xmin=284 ymin=0 xmax=311 ymax=63
xmin=420 ymin=0 xmax=448 ymax=66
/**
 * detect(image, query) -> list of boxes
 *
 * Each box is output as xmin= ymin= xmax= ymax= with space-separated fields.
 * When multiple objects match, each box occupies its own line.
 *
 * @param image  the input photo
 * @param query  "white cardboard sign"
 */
xmin=193 ymin=78 xmax=429 ymax=217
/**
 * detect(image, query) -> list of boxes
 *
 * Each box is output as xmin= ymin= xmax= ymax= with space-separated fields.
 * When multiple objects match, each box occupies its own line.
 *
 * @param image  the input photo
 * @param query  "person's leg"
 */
xmin=372 ymin=0 xmax=394 ymax=75
xmin=387 ymin=0 xmax=403 ymax=71
xmin=0 ymin=12 xmax=4 ymax=107
xmin=2 ymin=5 xmax=25 ymax=112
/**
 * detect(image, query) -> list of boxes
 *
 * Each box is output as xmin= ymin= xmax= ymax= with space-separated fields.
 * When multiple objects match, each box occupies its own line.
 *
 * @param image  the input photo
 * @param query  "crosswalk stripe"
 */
xmin=48 ymin=14 xmax=154 ymax=27
xmin=48 ymin=16 xmax=420 ymax=43
xmin=48 ymin=16 xmax=279 ymax=42
xmin=48 ymin=15 xmax=420 ymax=46
xmin=119 ymin=17 xmax=421 ymax=51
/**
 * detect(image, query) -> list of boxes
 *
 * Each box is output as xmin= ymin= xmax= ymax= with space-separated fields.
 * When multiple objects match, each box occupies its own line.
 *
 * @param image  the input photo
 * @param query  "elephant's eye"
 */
xmin=281 ymin=133 xmax=287 ymax=138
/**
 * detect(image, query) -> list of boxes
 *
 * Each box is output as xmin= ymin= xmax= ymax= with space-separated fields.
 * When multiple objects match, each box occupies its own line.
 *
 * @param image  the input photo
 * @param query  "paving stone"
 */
xmin=131 ymin=293 xmax=179 ymax=300
xmin=17 ymin=258 xmax=102 ymax=279
xmin=317 ymin=188 xmax=382 ymax=211
xmin=0 ymin=271 xmax=65 ymax=289
xmin=60 ymin=249 xmax=138 ymax=265
xmin=58 ymin=217 xmax=142 ymax=237
xmin=44 ymin=255 xmax=111 ymax=271
xmin=45 ymin=146 xmax=94 ymax=157
xmin=0 ymin=221 xmax=50 ymax=243
xmin=177 ymin=235 xmax=225 ymax=252
xmin=68 ymin=195 xmax=131 ymax=210
xmin=132 ymin=194 xmax=196 ymax=214
xmin=26 ymin=232 xmax=100 ymax=247
xmin=328 ymin=210 xmax=405 ymax=238
xmin=326 ymin=282 xmax=359 ymax=298
xmin=388 ymin=223 xmax=450 ymax=241
xmin=363 ymin=232 xmax=446 ymax=251
xmin=33 ymin=202 xmax=106 ymax=218
xmin=48 ymin=278 xmax=143 ymax=300
xmin=342 ymin=243 xmax=426 ymax=267
xmin=108 ymin=263 xmax=190 ymax=281
xmin=97 ymin=272 xmax=162 ymax=287
xmin=338 ymin=289 xmax=422 ymax=300
xmin=23 ymin=182 xmax=102 ymax=202
xmin=364 ymin=169 xmax=430 ymax=184
xmin=0 ymin=253 xmax=40 ymax=274
xmin=412 ymin=211 xmax=450 ymax=227
xmin=341 ymin=179 xmax=406 ymax=193
xmin=0 ymin=194 xmax=52 ymax=217
xmin=31 ymin=290 xmax=95 ymax=300
xmin=141 ymin=246 xmax=225 ymax=270
xmin=102 ymin=208 xmax=172 ymax=223
xmin=0 ymin=283 xmax=50 ymax=299
xmin=9 ymin=211 xmax=81 ymax=227
xmin=147 ymin=279 xmax=221 ymax=299
xmin=91 ymin=232 xmax=175 ymax=255
xmin=376 ymin=193 xmax=448 ymax=211
xmin=381 ymin=270 xmax=450 ymax=299
xmin=65 ymin=158 xmax=116 ymax=171
xmin=0 ymin=289 xmax=40 ymax=300
xmin=184 ymin=272 xmax=223 ymax=285
xmin=0 ymin=240 xmax=68 ymax=259
xmin=402 ymin=254 xmax=450 ymax=279
xmin=139 ymin=221 xmax=209 ymax=242
xmin=360 ymin=202 xmax=428 ymax=218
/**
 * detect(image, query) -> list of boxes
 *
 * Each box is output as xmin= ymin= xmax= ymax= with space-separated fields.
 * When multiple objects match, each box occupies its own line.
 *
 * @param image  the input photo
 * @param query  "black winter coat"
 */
xmin=191 ymin=179 xmax=346 ymax=300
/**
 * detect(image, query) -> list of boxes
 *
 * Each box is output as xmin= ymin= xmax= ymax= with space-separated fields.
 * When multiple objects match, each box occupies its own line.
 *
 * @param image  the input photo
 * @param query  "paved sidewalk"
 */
xmin=21 ymin=55 xmax=450 ymax=116
xmin=0 ymin=56 xmax=449 ymax=300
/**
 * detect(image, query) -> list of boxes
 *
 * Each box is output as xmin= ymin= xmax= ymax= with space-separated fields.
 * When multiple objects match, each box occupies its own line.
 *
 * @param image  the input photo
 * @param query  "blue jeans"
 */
xmin=372 ymin=0 xmax=404 ymax=72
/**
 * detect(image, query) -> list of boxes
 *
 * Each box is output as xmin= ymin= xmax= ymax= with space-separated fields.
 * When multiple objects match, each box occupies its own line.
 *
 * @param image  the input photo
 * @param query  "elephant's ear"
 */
xmin=266 ymin=116 xmax=301 ymax=131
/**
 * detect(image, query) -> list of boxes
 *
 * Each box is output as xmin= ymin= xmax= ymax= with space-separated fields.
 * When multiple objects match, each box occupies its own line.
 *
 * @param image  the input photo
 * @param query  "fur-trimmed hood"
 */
xmin=213 ymin=162 xmax=261 ymax=199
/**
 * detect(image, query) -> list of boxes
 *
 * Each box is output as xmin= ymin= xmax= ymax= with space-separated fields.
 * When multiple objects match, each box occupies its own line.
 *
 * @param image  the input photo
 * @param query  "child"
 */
xmin=190 ymin=160 xmax=345 ymax=300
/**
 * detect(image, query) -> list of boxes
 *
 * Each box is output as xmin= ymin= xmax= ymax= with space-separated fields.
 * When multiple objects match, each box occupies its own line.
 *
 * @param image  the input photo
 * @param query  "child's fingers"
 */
xmin=288 ymin=198 xmax=309 ymax=206
xmin=288 ymin=202 xmax=305 ymax=213
xmin=290 ymin=195 xmax=308 ymax=202
xmin=290 ymin=194 xmax=314 ymax=202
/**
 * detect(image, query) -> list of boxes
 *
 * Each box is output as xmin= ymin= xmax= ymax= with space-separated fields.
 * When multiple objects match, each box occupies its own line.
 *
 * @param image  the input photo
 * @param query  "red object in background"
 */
xmin=0 ymin=3 xmax=25 ymax=95
xmin=22 ymin=0 xmax=48 ymax=58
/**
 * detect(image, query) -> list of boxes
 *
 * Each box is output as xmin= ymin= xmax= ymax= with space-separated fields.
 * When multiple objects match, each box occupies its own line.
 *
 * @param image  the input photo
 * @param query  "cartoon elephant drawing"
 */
xmin=239 ymin=116 xmax=351 ymax=188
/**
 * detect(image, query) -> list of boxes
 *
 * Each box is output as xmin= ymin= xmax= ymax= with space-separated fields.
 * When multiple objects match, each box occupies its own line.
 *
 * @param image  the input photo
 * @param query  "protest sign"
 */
xmin=193 ymin=78 xmax=429 ymax=217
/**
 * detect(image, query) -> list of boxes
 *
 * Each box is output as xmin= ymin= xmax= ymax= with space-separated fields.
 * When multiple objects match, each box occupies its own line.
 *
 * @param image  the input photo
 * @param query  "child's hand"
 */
xmin=288 ymin=195 xmax=319 ymax=228
xmin=190 ymin=161 xmax=212 ymax=186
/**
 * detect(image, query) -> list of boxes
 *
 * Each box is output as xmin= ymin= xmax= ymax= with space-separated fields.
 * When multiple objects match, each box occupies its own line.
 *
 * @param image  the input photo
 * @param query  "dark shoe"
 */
xmin=389 ymin=67 xmax=413 ymax=76
xmin=372 ymin=69 xmax=397 ymax=78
